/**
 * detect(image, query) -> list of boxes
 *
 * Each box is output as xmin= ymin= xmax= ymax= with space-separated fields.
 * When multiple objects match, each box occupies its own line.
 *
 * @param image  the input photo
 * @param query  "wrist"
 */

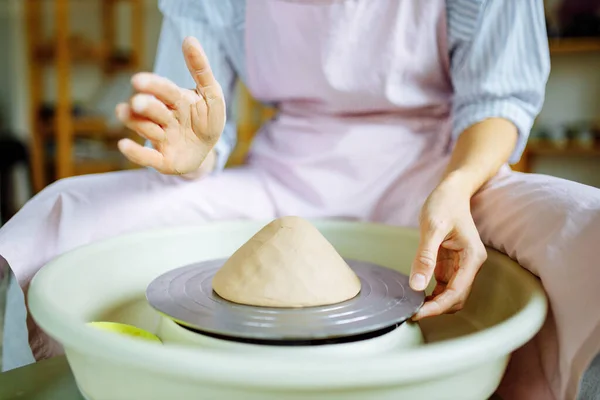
xmin=437 ymin=168 xmax=479 ymax=199
xmin=180 ymin=149 xmax=217 ymax=180
xmin=200 ymin=149 xmax=217 ymax=174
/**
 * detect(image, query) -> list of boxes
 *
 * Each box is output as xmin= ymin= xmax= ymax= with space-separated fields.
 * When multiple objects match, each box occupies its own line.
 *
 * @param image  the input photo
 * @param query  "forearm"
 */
xmin=438 ymin=118 xmax=518 ymax=197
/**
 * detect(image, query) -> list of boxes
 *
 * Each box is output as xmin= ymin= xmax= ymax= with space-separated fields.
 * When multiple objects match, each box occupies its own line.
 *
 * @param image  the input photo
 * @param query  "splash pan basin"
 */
xmin=28 ymin=220 xmax=547 ymax=400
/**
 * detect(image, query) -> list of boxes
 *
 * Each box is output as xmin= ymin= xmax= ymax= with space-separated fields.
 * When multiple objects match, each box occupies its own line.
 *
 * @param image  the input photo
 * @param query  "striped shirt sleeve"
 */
xmin=448 ymin=0 xmax=551 ymax=164
xmin=151 ymin=0 xmax=238 ymax=172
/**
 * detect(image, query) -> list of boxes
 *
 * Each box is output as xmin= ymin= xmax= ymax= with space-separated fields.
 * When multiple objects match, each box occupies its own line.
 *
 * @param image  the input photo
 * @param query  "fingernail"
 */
xmin=133 ymin=74 xmax=150 ymax=88
xmin=410 ymin=273 xmax=427 ymax=291
xmin=132 ymin=96 xmax=147 ymax=113
xmin=117 ymin=138 xmax=129 ymax=152
xmin=184 ymin=36 xmax=199 ymax=47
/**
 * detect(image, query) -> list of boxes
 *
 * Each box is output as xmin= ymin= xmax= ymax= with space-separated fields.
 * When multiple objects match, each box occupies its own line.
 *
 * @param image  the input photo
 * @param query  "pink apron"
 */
xmin=245 ymin=0 xmax=453 ymax=222
xmin=1 ymin=1 xmax=599 ymax=399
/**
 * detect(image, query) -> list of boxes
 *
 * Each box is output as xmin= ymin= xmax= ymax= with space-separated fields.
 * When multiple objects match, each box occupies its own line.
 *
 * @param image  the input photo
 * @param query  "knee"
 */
xmin=546 ymin=185 xmax=600 ymax=254
xmin=584 ymin=203 xmax=600 ymax=235
xmin=19 ymin=175 xmax=107 ymax=225
xmin=526 ymin=176 xmax=600 ymax=231
xmin=568 ymin=184 xmax=600 ymax=231
xmin=37 ymin=174 xmax=101 ymax=202
xmin=45 ymin=175 xmax=86 ymax=192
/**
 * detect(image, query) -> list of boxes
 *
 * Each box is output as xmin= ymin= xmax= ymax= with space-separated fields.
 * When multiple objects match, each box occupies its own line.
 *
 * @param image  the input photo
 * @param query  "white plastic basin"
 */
xmin=28 ymin=220 xmax=547 ymax=400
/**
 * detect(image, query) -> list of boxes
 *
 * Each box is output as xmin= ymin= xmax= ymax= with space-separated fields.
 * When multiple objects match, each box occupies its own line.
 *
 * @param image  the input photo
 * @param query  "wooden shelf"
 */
xmin=43 ymin=154 xmax=127 ymax=176
xmin=26 ymin=0 xmax=145 ymax=190
xmin=35 ymin=42 xmax=137 ymax=72
xmin=526 ymin=142 xmax=600 ymax=157
xmin=514 ymin=140 xmax=600 ymax=173
xmin=549 ymin=38 xmax=600 ymax=55
xmin=40 ymin=115 xmax=128 ymax=139
xmin=35 ymin=41 xmax=105 ymax=63
xmin=72 ymin=159 xmax=125 ymax=176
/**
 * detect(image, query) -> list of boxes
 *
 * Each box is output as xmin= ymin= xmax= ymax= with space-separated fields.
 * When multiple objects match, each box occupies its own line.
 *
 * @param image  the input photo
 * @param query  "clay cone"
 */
xmin=212 ymin=216 xmax=361 ymax=307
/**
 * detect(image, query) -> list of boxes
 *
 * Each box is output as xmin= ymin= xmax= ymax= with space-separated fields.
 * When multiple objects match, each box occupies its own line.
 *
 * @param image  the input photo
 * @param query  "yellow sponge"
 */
xmin=87 ymin=321 xmax=162 ymax=343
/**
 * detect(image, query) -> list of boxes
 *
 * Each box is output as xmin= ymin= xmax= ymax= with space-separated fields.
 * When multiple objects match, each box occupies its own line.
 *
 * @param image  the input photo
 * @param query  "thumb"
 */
xmin=409 ymin=226 xmax=446 ymax=291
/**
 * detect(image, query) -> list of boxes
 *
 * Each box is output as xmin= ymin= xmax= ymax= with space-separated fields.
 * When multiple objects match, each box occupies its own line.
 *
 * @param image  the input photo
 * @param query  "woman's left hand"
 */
xmin=409 ymin=177 xmax=488 ymax=320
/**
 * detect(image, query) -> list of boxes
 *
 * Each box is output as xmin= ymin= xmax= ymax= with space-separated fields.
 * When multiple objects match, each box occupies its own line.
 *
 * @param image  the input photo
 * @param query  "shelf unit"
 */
xmin=513 ymin=37 xmax=600 ymax=173
xmin=25 ymin=0 xmax=144 ymax=193
xmin=514 ymin=141 xmax=600 ymax=173
xmin=525 ymin=142 xmax=600 ymax=157
xmin=549 ymin=37 xmax=600 ymax=55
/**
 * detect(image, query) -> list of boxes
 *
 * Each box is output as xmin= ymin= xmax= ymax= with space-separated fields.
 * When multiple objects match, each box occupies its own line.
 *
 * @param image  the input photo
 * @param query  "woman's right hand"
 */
xmin=115 ymin=36 xmax=225 ymax=176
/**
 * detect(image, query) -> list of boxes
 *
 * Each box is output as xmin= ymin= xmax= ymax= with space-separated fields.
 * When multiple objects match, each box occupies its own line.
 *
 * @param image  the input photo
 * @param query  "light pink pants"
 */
xmin=1 ymin=152 xmax=599 ymax=399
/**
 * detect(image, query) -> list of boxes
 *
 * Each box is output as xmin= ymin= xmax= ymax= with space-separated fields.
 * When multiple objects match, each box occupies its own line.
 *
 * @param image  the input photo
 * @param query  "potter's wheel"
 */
xmin=27 ymin=221 xmax=548 ymax=400
xmin=146 ymin=258 xmax=424 ymax=344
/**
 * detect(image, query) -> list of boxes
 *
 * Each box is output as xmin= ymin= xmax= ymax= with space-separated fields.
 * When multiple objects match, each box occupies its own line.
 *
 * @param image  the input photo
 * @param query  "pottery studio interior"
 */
xmin=0 ymin=1 xmax=599 ymax=399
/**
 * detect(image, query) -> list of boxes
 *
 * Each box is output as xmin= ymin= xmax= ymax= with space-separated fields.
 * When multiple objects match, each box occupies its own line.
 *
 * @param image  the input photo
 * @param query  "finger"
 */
xmin=444 ymin=241 xmax=487 ymax=303
xmin=409 ymin=221 xmax=448 ymax=291
xmin=412 ymin=238 xmax=486 ymax=321
xmin=131 ymin=73 xmax=182 ymax=108
xmin=412 ymin=284 xmax=463 ymax=320
xmin=116 ymin=103 xmax=166 ymax=142
xmin=118 ymin=138 xmax=164 ymax=170
xmin=412 ymin=292 xmax=458 ymax=320
xmin=446 ymin=302 xmax=466 ymax=314
xmin=413 ymin=282 xmax=472 ymax=320
xmin=192 ymin=88 xmax=225 ymax=146
xmin=182 ymin=36 xmax=219 ymax=91
xmin=130 ymin=94 xmax=175 ymax=127
xmin=434 ymin=250 xmax=457 ymax=284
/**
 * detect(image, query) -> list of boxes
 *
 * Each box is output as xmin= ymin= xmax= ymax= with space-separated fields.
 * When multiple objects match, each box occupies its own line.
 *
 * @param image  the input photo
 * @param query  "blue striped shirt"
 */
xmin=154 ymin=0 xmax=550 ymax=168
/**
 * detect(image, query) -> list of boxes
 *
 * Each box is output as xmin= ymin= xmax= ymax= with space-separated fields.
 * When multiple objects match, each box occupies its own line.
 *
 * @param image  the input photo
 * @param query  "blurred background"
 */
xmin=0 ymin=0 xmax=598 ymax=227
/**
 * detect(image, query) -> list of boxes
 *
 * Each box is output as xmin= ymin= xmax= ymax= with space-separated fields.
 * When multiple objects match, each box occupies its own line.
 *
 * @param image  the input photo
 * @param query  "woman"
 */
xmin=1 ymin=1 xmax=599 ymax=398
